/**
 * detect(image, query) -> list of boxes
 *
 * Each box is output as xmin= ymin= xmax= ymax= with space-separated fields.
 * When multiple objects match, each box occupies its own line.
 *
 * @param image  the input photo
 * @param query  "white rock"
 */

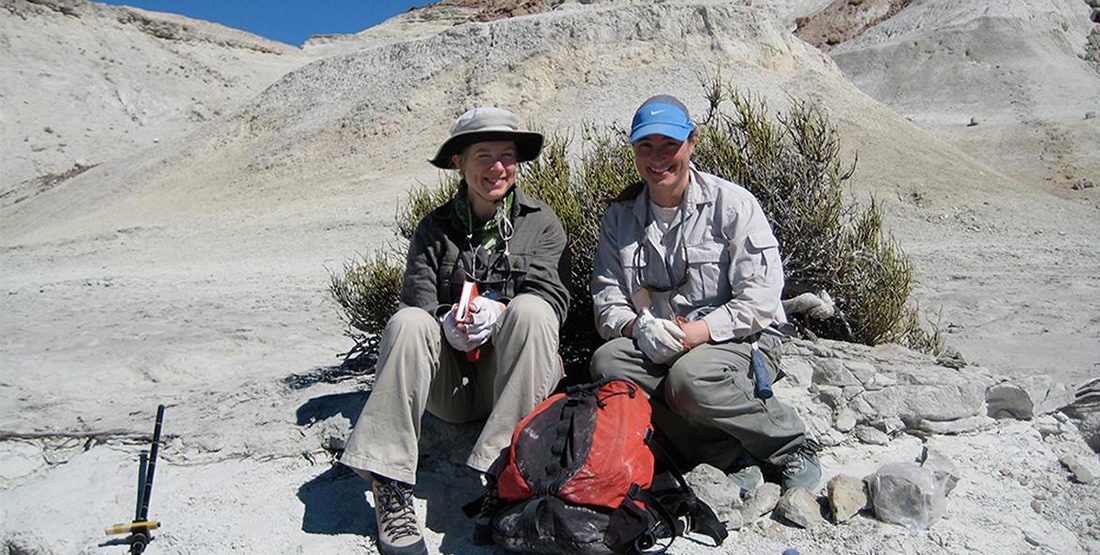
xmin=834 ymin=408 xmax=857 ymax=433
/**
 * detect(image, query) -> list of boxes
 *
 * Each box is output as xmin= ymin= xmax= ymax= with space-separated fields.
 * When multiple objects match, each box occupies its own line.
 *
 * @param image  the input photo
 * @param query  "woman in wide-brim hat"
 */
xmin=340 ymin=107 xmax=570 ymax=555
xmin=429 ymin=106 xmax=544 ymax=223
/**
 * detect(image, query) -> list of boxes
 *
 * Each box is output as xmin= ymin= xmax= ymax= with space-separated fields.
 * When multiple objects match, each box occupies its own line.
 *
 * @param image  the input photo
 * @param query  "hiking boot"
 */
xmin=779 ymin=437 xmax=822 ymax=491
xmin=725 ymin=452 xmax=766 ymax=494
xmin=371 ymin=473 xmax=428 ymax=555
xmin=726 ymin=464 xmax=765 ymax=494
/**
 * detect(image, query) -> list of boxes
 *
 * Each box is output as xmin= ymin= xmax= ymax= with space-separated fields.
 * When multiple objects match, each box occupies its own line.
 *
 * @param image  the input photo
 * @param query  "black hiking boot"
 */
xmin=371 ymin=473 xmax=428 ymax=555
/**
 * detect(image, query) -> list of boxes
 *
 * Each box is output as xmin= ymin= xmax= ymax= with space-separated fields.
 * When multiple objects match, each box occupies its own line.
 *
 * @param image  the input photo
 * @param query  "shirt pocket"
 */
xmin=685 ymin=241 xmax=725 ymax=300
xmin=745 ymin=231 xmax=780 ymax=279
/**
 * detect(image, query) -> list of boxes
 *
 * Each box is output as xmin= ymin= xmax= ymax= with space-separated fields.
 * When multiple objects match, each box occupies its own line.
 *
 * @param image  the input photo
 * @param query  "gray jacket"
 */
xmin=591 ymin=168 xmax=786 ymax=341
xmin=401 ymin=185 xmax=571 ymax=326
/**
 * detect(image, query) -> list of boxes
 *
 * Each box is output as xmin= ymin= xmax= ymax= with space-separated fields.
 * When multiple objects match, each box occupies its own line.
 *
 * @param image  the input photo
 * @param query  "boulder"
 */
xmin=833 ymin=408 xmax=857 ymax=433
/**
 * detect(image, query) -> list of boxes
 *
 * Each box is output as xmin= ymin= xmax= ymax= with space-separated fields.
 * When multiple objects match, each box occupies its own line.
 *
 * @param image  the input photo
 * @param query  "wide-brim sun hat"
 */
xmin=429 ymin=106 xmax=544 ymax=169
xmin=629 ymin=94 xmax=694 ymax=143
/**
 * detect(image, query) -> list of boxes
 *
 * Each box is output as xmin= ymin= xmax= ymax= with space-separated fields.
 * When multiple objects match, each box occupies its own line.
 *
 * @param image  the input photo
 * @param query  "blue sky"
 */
xmin=99 ymin=1 xmax=429 ymax=46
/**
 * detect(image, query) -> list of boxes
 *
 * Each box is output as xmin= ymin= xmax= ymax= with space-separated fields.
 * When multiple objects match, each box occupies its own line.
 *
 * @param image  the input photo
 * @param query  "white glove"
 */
xmin=440 ymin=308 xmax=477 ymax=352
xmin=465 ymin=297 xmax=503 ymax=348
xmin=634 ymin=309 xmax=686 ymax=364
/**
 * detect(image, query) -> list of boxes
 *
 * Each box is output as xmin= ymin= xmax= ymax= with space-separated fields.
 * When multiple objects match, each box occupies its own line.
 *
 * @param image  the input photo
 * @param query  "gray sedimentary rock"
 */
xmin=775 ymin=487 xmax=825 ymax=528
xmin=857 ymin=365 xmax=990 ymax=430
xmin=741 ymin=482 xmax=782 ymax=524
xmin=685 ymin=464 xmax=744 ymax=530
xmin=1063 ymin=378 xmax=1100 ymax=453
xmin=1059 ymin=455 xmax=1097 ymax=485
xmin=827 ymin=474 xmax=868 ymax=523
xmin=811 ymin=358 xmax=863 ymax=387
xmin=912 ymin=414 xmax=992 ymax=435
xmin=834 ymin=408 xmax=857 ymax=433
xmin=855 ymin=425 xmax=889 ymax=445
xmin=986 ymin=376 xmax=1074 ymax=420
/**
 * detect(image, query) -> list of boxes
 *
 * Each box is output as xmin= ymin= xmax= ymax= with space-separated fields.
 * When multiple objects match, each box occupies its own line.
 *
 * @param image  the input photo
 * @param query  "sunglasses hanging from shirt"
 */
xmin=633 ymin=201 xmax=689 ymax=294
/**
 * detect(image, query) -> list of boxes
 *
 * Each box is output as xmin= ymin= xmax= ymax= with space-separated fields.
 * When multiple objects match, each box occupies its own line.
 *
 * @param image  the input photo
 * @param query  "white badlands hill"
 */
xmin=0 ymin=1 xmax=1097 ymax=554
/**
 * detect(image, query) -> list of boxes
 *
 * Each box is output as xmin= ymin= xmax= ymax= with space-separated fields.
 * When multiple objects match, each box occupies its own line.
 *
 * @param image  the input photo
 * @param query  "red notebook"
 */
xmin=454 ymin=280 xmax=480 ymax=362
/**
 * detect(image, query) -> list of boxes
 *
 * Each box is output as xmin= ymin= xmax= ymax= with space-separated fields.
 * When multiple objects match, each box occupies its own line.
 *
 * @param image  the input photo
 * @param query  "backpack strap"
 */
xmin=646 ymin=434 xmax=729 ymax=547
xmin=606 ymin=484 xmax=678 ymax=555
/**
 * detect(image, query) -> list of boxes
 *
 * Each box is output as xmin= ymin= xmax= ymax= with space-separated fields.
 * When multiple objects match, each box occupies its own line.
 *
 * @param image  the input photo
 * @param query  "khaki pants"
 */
xmin=589 ymin=334 xmax=805 ymax=469
xmin=341 ymin=294 xmax=561 ymax=484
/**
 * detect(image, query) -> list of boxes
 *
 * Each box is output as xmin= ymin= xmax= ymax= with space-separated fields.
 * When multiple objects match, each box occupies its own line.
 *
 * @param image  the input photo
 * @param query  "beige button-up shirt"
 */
xmin=591 ymin=168 xmax=787 ymax=342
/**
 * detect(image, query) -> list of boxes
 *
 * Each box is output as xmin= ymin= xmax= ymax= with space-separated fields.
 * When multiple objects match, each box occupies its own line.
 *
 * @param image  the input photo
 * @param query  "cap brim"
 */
xmin=429 ymin=130 xmax=544 ymax=169
xmin=629 ymin=122 xmax=692 ymax=143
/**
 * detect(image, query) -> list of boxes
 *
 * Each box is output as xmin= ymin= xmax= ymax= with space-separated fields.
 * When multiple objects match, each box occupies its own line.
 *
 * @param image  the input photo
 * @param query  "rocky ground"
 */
xmin=1 ymin=0 xmax=1098 ymax=554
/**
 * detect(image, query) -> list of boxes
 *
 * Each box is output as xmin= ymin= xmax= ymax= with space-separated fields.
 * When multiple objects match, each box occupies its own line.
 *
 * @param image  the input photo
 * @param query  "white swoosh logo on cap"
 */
xmin=649 ymin=110 xmax=665 ymax=116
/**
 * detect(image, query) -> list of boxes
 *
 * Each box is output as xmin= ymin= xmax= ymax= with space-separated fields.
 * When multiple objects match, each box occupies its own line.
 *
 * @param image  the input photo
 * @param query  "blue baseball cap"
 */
xmin=629 ymin=95 xmax=694 ymax=143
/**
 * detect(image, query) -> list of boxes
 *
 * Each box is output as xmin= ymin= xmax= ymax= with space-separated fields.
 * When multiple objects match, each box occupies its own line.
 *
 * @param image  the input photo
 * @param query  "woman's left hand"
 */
xmin=677 ymin=317 xmax=711 ymax=350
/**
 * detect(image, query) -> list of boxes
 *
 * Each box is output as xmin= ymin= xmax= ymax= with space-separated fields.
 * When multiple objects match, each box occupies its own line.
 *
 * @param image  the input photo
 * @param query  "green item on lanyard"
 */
xmin=455 ymin=183 xmax=514 ymax=252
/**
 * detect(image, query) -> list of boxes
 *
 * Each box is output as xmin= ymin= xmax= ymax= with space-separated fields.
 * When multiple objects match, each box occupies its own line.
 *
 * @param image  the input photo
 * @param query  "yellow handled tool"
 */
xmin=105 ymin=521 xmax=160 ymax=536
xmin=103 ymin=404 xmax=165 ymax=555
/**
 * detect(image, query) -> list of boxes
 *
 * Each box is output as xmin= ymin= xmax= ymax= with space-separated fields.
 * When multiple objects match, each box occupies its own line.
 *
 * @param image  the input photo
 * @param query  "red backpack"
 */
xmin=467 ymin=378 xmax=727 ymax=555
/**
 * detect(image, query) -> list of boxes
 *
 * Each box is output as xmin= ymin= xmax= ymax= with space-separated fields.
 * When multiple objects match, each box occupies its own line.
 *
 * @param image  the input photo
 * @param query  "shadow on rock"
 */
xmin=295 ymin=390 xmax=370 ymax=428
xmin=296 ymin=463 xmax=373 ymax=536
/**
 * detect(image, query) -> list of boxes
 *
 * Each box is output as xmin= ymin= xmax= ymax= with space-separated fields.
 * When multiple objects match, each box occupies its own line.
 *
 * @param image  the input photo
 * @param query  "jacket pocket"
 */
xmin=438 ymin=261 xmax=463 ymax=302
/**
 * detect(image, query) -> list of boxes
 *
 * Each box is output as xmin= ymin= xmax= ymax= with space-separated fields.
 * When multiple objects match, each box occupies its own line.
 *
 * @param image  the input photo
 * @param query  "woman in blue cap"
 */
xmin=589 ymin=95 xmax=820 ymax=492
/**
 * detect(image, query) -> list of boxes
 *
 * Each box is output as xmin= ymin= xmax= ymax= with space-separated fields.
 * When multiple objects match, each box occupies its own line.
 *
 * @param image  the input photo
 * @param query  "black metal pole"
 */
xmin=134 ymin=452 xmax=147 ymax=521
xmin=137 ymin=405 xmax=164 ymax=522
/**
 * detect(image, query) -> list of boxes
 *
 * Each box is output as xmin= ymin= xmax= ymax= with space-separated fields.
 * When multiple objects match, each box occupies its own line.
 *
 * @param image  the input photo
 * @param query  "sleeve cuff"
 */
xmin=703 ymin=308 xmax=735 ymax=342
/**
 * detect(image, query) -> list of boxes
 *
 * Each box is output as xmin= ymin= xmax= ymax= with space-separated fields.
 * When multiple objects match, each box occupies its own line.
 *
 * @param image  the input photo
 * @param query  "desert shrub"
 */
xmin=693 ymin=82 xmax=939 ymax=349
xmin=328 ymin=249 xmax=404 ymax=367
xmin=329 ymin=79 xmax=941 ymax=374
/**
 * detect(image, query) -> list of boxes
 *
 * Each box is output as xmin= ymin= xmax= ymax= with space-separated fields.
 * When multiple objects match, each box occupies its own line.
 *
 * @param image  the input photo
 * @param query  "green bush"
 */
xmin=329 ymin=79 xmax=941 ymax=373
xmin=693 ymin=83 xmax=938 ymax=349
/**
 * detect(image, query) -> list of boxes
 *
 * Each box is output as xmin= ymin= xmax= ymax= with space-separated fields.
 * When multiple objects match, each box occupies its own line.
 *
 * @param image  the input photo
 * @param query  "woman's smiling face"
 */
xmin=632 ymin=132 xmax=696 ymax=205
xmin=453 ymin=140 xmax=518 ymax=217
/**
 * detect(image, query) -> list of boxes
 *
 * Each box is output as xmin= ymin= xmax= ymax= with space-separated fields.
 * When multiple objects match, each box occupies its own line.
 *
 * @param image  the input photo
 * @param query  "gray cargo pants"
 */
xmin=589 ymin=333 xmax=805 ymax=469
xmin=341 ymin=294 xmax=561 ymax=485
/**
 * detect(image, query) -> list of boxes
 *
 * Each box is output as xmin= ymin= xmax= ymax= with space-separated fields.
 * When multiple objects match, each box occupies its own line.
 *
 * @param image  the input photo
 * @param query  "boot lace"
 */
xmin=375 ymin=480 xmax=421 ymax=542
xmin=780 ymin=437 xmax=821 ymax=477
